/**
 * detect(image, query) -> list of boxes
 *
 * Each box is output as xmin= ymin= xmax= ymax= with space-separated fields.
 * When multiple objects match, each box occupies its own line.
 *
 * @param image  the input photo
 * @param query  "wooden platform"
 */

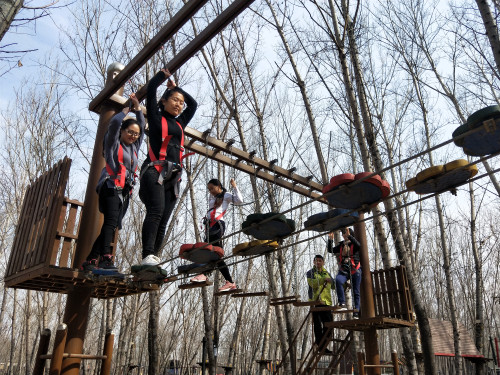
xmin=5 ymin=265 xmax=164 ymax=299
xmin=270 ymin=295 xmax=299 ymax=305
xmin=178 ymin=281 xmax=213 ymax=289
xmin=326 ymin=317 xmax=415 ymax=331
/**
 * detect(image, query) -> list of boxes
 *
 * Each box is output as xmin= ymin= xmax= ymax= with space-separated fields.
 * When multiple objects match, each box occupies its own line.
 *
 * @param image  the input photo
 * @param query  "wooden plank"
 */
xmin=178 ymin=281 xmax=213 ymax=289
xmin=51 ymin=203 xmax=69 ymax=265
xmin=41 ymin=158 xmax=71 ymax=267
xmin=381 ymin=270 xmax=390 ymax=316
xmin=396 ymin=266 xmax=413 ymax=321
xmin=292 ymin=300 xmax=323 ymax=306
xmin=6 ymin=175 xmax=36 ymax=277
xmin=58 ymin=201 xmax=80 ymax=267
xmin=386 ymin=267 xmax=397 ymax=317
xmin=184 ymin=141 xmax=323 ymax=200
xmin=372 ymin=270 xmax=383 ymax=317
xmin=232 ymin=291 xmax=269 ymax=298
xmin=30 ymin=161 xmax=62 ymax=268
xmin=89 ymin=0 xmax=209 ymax=112
xmin=185 ymin=127 xmax=323 ymax=192
xmin=270 ymin=295 xmax=299 ymax=302
xmin=213 ymin=288 xmax=243 ymax=296
xmin=20 ymin=165 xmax=52 ymax=271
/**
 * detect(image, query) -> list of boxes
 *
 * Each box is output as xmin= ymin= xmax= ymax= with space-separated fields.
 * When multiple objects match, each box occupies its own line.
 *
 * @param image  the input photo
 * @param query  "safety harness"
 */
xmin=339 ymin=242 xmax=361 ymax=275
xmin=105 ymin=144 xmax=138 ymax=192
xmin=141 ymin=117 xmax=193 ymax=186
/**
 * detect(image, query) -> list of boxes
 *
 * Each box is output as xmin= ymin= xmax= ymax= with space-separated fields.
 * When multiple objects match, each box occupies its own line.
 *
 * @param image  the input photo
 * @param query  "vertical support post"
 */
xmin=100 ymin=331 xmax=114 ymax=375
xmin=50 ymin=324 xmax=68 ymax=375
xmin=391 ymin=351 xmax=400 ymax=375
xmin=354 ymin=214 xmax=380 ymax=375
xmin=60 ymin=63 xmax=124 ymax=375
xmin=32 ymin=328 xmax=51 ymax=375
xmin=202 ymin=336 xmax=207 ymax=375
xmin=357 ymin=352 xmax=366 ymax=375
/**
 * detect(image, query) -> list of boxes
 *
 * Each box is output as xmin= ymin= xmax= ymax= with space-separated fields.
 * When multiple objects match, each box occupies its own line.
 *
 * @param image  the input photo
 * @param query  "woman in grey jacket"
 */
xmin=81 ymin=93 xmax=145 ymax=272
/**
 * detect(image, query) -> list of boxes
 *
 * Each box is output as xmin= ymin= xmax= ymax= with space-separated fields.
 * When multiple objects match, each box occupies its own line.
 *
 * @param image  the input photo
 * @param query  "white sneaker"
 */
xmin=141 ymin=255 xmax=161 ymax=266
xmin=336 ymin=304 xmax=348 ymax=312
xmin=190 ymin=274 xmax=207 ymax=283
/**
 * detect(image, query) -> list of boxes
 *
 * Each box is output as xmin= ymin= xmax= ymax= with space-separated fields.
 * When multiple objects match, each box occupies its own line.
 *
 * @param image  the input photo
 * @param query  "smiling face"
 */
xmin=120 ymin=124 xmax=141 ymax=145
xmin=161 ymin=91 xmax=185 ymax=117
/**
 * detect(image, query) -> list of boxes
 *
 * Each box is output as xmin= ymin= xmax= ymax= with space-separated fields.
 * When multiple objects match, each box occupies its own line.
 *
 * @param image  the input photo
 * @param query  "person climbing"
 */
xmin=306 ymin=254 xmax=334 ymax=353
xmin=81 ymin=93 xmax=145 ymax=272
xmin=139 ymin=68 xmax=197 ymax=266
xmin=190 ymin=178 xmax=243 ymax=292
xmin=327 ymin=227 xmax=362 ymax=317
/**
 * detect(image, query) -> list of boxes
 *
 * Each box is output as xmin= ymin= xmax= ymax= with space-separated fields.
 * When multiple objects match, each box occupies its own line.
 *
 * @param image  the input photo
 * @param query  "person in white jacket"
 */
xmin=190 ymin=178 xmax=243 ymax=291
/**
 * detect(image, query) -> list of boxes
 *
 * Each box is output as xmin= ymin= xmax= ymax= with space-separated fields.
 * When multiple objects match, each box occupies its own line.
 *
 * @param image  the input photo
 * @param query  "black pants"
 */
xmin=87 ymin=185 xmax=129 ymax=260
xmin=205 ymin=220 xmax=233 ymax=283
xmin=312 ymin=310 xmax=333 ymax=346
xmin=139 ymin=166 xmax=179 ymax=259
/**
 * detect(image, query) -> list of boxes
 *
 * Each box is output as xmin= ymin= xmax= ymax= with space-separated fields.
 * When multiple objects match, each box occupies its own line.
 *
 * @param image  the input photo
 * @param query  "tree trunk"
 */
xmin=475 ymin=0 xmax=500 ymax=75
xmin=265 ymin=0 xmax=329 ymax=184
xmin=469 ymin=180 xmax=485 ymax=375
xmin=148 ymin=291 xmax=160 ymax=375
xmin=340 ymin=0 xmax=437 ymax=372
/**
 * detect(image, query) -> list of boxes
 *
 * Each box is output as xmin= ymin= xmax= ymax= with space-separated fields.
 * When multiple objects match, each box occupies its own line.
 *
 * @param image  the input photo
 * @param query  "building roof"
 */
xmin=429 ymin=318 xmax=483 ymax=357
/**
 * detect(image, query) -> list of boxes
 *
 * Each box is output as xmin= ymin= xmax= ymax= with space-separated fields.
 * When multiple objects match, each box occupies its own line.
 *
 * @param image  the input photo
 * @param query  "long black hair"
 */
xmin=121 ymin=118 xmax=140 ymax=132
xmin=208 ymin=178 xmax=227 ymax=207
xmin=160 ymin=87 xmax=185 ymax=110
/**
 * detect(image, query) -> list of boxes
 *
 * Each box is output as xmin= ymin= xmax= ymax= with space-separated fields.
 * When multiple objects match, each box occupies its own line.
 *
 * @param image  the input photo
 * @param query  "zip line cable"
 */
xmin=126 ymin=123 xmax=500 ymax=280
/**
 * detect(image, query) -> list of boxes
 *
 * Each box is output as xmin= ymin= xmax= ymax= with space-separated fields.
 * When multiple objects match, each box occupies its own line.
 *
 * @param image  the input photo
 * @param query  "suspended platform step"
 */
xmin=214 ymin=288 xmax=244 ymax=296
xmin=310 ymin=306 xmax=358 ymax=314
xmin=178 ymin=280 xmax=213 ymax=289
xmin=270 ymin=295 xmax=299 ymax=305
xmin=232 ymin=291 xmax=269 ymax=298
xmin=293 ymin=300 xmax=323 ymax=307
xmin=5 ymin=265 xmax=166 ymax=299
xmin=326 ymin=316 xmax=414 ymax=331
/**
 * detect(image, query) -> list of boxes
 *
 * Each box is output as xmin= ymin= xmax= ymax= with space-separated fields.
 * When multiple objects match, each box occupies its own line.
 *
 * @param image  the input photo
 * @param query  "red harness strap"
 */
xmin=209 ymin=207 xmax=226 ymax=227
xmin=339 ymin=243 xmax=360 ymax=274
xmin=106 ymin=145 xmax=138 ymax=190
xmin=149 ymin=117 xmax=194 ymax=173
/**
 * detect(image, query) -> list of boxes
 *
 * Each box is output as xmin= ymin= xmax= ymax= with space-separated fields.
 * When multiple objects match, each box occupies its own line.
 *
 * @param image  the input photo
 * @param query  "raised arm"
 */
xmin=104 ymin=109 xmax=127 ymax=152
xmin=226 ymin=178 xmax=243 ymax=204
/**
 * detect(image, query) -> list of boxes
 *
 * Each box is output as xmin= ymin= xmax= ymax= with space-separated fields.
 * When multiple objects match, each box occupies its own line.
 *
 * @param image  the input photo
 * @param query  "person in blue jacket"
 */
xmin=139 ymin=69 xmax=197 ymax=266
xmin=81 ymin=93 xmax=145 ymax=272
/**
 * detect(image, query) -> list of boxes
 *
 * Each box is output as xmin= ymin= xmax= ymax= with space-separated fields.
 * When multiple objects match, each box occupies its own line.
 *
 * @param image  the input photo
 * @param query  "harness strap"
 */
xmin=339 ymin=243 xmax=360 ymax=274
xmin=209 ymin=206 xmax=226 ymax=227
xmin=106 ymin=145 xmax=138 ymax=190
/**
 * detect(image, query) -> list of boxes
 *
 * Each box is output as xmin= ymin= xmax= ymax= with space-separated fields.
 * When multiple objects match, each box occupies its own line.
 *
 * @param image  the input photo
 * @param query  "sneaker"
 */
xmin=336 ymin=304 xmax=348 ymax=311
xmin=80 ymin=259 xmax=99 ymax=272
xmin=141 ymin=254 xmax=161 ymax=266
xmin=190 ymin=274 xmax=208 ymax=283
xmin=353 ymin=312 xmax=360 ymax=319
xmin=98 ymin=254 xmax=118 ymax=270
xmin=218 ymin=281 xmax=237 ymax=292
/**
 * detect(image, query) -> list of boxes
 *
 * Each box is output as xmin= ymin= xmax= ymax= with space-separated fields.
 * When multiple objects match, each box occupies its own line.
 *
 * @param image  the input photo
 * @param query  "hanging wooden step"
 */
xmin=232 ymin=291 xmax=269 ymax=298
xmin=178 ymin=280 xmax=213 ymax=289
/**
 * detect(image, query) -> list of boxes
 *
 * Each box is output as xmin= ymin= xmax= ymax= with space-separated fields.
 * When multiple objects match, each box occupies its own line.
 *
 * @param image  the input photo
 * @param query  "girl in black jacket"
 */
xmin=139 ymin=69 xmax=197 ymax=266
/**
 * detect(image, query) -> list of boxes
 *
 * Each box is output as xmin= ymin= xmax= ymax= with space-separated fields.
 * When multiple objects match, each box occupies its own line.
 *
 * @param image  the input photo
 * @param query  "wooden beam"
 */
xmin=185 ymin=141 xmax=322 ymax=200
xmin=185 ymin=127 xmax=324 ymax=191
xmin=89 ymin=0 xmax=208 ymax=112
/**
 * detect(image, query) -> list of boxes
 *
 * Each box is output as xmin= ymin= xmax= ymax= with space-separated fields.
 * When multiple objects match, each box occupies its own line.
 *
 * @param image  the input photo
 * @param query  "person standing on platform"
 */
xmin=328 ymin=228 xmax=362 ymax=318
xmin=306 ymin=254 xmax=334 ymax=353
xmin=139 ymin=68 xmax=197 ymax=266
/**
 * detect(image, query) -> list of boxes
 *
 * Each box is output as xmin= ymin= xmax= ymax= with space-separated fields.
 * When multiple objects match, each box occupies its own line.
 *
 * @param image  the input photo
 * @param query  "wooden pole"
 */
xmin=60 ymin=64 xmax=123 ymax=375
xmin=100 ymin=332 xmax=114 ymax=375
xmin=355 ymin=214 xmax=380 ymax=375
xmin=357 ymin=352 xmax=366 ymax=375
xmin=32 ymin=328 xmax=51 ymax=375
xmin=392 ymin=351 xmax=400 ymax=375
xmin=50 ymin=324 xmax=68 ymax=375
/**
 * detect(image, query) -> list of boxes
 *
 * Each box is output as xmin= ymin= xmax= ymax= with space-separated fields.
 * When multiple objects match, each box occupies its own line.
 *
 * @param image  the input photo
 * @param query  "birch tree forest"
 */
xmin=1 ymin=0 xmax=500 ymax=374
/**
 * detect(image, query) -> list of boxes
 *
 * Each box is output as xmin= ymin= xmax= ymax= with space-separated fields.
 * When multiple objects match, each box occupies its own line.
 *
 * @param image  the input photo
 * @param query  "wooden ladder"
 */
xmin=32 ymin=324 xmax=114 ymax=375
xmin=296 ymin=331 xmax=353 ymax=375
xmin=357 ymin=351 xmax=401 ymax=375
